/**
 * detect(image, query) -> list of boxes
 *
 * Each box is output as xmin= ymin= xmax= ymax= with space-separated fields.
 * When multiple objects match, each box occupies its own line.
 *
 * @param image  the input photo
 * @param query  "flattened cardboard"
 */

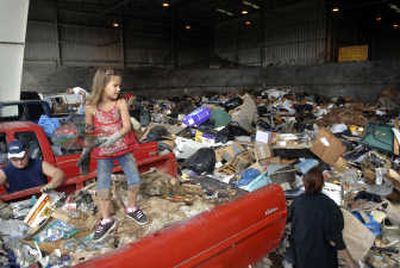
xmin=311 ymin=128 xmax=346 ymax=165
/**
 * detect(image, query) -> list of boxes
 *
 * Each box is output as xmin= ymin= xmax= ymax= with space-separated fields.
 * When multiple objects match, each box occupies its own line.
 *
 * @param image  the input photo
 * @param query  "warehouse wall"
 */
xmin=122 ymin=61 xmax=400 ymax=101
xmin=21 ymin=0 xmax=400 ymax=101
xmin=215 ymin=0 xmax=326 ymax=66
xmin=22 ymin=0 xmax=214 ymax=92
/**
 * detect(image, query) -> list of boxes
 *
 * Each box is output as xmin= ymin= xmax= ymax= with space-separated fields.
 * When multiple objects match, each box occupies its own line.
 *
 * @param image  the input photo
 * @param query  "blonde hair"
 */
xmin=88 ymin=68 xmax=121 ymax=106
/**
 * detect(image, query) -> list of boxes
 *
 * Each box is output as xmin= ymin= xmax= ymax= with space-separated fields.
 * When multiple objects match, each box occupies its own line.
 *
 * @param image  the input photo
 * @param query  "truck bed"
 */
xmin=2 ymin=170 xmax=286 ymax=268
xmin=73 ymin=174 xmax=287 ymax=267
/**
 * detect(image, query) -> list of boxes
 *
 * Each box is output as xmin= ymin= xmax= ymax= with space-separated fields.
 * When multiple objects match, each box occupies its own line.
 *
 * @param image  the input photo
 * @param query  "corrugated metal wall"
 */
xmin=215 ymin=14 xmax=262 ymax=66
xmin=215 ymin=0 xmax=326 ymax=66
xmin=61 ymin=24 xmax=121 ymax=65
xmin=24 ymin=0 xmax=173 ymax=69
xmin=125 ymin=20 xmax=171 ymax=67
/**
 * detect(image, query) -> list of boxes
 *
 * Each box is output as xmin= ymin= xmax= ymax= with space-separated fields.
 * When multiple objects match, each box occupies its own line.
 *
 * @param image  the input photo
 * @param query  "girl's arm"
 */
xmin=83 ymin=105 xmax=96 ymax=147
xmin=117 ymin=98 xmax=132 ymax=137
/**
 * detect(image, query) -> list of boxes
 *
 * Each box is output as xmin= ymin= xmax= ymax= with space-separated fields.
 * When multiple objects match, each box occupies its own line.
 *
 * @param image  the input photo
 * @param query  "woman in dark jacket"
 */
xmin=288 ymin=166 xmax=356 ymax=268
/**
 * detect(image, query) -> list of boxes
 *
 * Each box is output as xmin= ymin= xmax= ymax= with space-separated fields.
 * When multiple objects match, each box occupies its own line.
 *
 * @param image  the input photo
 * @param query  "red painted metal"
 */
xmin=77 ymin=184 xmax=287 ymax=268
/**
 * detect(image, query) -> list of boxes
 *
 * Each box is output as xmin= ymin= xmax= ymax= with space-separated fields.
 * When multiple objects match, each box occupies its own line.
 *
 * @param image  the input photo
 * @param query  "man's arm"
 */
xmin=41 ymin=161 xmax=65 ymax=191
xmin=0 ymin=170 xmax=7 ymax=186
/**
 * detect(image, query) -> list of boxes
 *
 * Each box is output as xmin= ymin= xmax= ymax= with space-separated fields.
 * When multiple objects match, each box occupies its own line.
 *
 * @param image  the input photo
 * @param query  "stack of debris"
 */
xmin=2 ymin=87 xmax=400 ymax=267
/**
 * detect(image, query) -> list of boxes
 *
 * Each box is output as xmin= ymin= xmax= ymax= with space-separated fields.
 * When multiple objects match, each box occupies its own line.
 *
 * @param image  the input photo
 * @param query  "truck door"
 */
xmin=0 ymin=133 xmax=7 ymax=167
xmin=0 ymin=133 xmax=7 ymax=195
xmin=53 ymin=149 xmax=82 ymax=179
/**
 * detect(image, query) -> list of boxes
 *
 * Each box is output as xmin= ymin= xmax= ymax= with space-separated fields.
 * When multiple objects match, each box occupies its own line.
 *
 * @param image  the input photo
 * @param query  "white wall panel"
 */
xmin=0 ymin=0 xmax=30 ymax=101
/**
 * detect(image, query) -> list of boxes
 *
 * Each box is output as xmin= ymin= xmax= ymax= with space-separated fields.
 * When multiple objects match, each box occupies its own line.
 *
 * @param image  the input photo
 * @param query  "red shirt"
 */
xmin=91 ymin=104 xmax=138 ymax=159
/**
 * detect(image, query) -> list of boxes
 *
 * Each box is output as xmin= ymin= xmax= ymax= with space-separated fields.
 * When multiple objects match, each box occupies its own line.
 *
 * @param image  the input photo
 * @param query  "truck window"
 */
xmin=0 ymin=133 xmax=7 ymax=165
xmin=24 ymin=103 xmax=45 ymax=122
xmin=14 ymin=132 xmax=43 ymax=160
xmin=0 ymin=105 xmax=19 ymax=122
xmin=50 ymin=115 xmax=85 ymax=156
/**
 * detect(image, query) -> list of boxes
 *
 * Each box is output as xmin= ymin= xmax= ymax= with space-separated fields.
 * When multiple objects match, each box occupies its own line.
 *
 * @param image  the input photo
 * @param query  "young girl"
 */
xmin=84 ymin=68 xmax=147 ymax=242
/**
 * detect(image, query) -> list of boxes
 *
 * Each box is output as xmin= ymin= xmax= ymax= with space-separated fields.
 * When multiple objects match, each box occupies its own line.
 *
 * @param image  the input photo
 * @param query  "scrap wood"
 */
xmin=387 ymin=169 xmax=400 ymax=191
xmin=317 ymin=108 xmax=368 ymax=127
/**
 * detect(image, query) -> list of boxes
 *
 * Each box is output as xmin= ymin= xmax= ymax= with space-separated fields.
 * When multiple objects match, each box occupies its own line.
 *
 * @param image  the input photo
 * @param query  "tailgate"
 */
xmin=77 ymin=184 xmax=287 ymax=268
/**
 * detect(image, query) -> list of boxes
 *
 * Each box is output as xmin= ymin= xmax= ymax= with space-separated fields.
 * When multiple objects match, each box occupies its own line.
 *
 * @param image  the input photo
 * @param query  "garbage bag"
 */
xmin=229 ymin=94 xmax=257 ymax=132
xmin=140 ymin=107 xmax=151 ymax=127
xmin=216 ymin=123 xmax=250 ymax=143
xmin=183 ymin=148 xmax=216 ymax=174
xmin=257 ymin=119 xmax=273 ymax=131
xmin=145 ymin=126 xmax=170 ymax=142
xmin=170 ymin=99 xmax=195 ymax=118
xmin=224 ymin=97 xmax=243 ymax=111
xmin=360 ymin=123 xmax=394 ymax=153
xmin=257 ymin=106 xmax=269 ymax=116
xmin=210 ymin=107 xmax=231 ymax=128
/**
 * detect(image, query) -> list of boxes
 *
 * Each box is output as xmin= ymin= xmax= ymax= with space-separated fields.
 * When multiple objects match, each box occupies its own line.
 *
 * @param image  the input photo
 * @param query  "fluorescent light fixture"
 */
xmin=389 ymin=3 xmax=400 ymax=13
xmin=242 ymin=1 xmax=260 ymax=10
xmin=216 ymin=8 xmax=234 ymax=16
xmin=393 ymin=23 xmax=399 ymax=29
xmin=332 ymin=7 xmax=340 ymax=12
xmin=244 ymin=20 xmax=252 ymax=26
xmin=112 ymin=22 xmax=119 ymax=27
xmin=241 ymin=10 xmax=249 ymax=15
xmin=162 ymin=2 xmax=170 ymax=8
xmin=185 ymin=25 xmax=191 ymax=30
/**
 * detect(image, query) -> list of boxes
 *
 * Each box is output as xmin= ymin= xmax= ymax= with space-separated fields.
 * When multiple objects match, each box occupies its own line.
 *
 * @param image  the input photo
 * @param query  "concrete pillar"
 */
xmin=0 ymin=0 xmax=30 ymax=101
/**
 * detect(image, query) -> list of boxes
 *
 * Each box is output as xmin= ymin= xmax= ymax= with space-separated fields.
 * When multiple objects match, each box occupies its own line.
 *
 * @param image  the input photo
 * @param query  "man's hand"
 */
xmin=40 ymin=183 xmax=54 ymax=193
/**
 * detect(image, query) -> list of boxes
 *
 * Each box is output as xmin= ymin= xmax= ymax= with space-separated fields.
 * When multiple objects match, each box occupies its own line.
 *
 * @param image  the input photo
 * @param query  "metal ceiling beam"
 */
xmin=98 ymin=0 xmax=133 ymax=16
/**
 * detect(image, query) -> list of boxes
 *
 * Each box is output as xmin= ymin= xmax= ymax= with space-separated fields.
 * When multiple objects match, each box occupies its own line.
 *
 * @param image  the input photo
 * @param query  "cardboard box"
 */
xmin=311 ymin=128 xmax=346 ymax=165
xmin=221 ymin=142 xmax=245 ymax=162
xmin=255 ymin=130 xmax=272 ymax=144
xmin=24 ymin=193 xmax=52 ymax=229
xmin=254 ymin=142 xmax=272 ymax=161
xmin=332 ymin=157 xmax=348 ymax=172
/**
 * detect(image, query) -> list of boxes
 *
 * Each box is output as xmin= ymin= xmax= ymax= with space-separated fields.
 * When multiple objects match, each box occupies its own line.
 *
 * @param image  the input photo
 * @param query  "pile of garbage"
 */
xmin=134 ymin=88 xmax=400 ymax=267
xmin=0 ymin=168 xmax=243 ymax=267
xmin=2 ymin=87 xmax=400 ymax=267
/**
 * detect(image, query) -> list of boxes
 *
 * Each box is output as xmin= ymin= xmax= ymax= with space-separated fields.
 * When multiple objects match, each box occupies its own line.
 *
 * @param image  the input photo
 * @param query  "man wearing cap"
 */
xmin=0 ymin=141 xmax=64 ymax=193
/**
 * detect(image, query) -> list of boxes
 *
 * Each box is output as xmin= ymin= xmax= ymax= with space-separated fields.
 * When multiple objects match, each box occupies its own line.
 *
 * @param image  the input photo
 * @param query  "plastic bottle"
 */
xmin=183 ymin=107 xmax=211 ymax=127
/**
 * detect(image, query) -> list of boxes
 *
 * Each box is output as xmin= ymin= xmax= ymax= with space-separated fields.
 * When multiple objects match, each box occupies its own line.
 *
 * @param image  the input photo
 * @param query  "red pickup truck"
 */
xmin=0 ymin=121 xmax=287 ymax=267
xmin=0 ymin=121 xmax=177 ymax=200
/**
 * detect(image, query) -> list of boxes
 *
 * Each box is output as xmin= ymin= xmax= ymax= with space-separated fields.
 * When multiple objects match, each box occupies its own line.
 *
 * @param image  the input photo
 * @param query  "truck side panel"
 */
xmin=77 ymin=184 xmax=287 ymax=268
xmin=55 ymin=141 xmax=176 ymax=180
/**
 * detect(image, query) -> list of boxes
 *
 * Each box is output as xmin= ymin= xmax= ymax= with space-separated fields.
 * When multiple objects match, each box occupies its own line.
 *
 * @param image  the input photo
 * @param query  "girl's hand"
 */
xmin=98 ymin=132 xmax=123 ymax=147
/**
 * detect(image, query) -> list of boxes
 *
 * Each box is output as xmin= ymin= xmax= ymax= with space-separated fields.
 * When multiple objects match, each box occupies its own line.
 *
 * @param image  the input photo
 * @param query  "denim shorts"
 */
xmin=97 ymin=153 xmax=140 ymax=190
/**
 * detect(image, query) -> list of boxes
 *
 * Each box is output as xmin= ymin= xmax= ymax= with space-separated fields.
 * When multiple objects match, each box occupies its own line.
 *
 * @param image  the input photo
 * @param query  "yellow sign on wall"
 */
xmin=338 ymin=45 xmax=368 ymax=62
